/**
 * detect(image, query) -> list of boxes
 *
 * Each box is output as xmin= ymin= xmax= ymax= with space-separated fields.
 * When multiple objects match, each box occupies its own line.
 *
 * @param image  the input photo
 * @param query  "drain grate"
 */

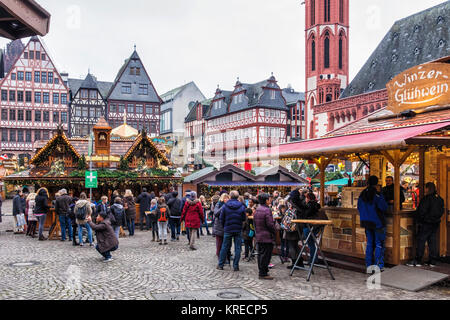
xmin=9 ymin=261 xmax=40 ymax=267
xmin=153 ymin=287 xmax=260 ymax=300
xmin=217 ymin=291 xmax=242 ymax=299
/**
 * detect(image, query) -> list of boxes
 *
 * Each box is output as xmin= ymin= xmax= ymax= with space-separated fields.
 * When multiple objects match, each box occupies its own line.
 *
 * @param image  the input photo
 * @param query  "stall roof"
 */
xmin=183 ymin=166 xmax=216 ymax=184
xmin=313 ymin=178 xmax=354 ymax=187
xmin=204 ymin=181 xmax=306 ymax=187
xmin=243 ymin=120 xmax=450 ymax=161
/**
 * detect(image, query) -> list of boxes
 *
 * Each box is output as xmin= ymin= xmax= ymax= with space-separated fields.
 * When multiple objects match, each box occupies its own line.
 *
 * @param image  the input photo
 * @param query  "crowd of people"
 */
xmin=1 ymin=179 xmax=446 ymax=275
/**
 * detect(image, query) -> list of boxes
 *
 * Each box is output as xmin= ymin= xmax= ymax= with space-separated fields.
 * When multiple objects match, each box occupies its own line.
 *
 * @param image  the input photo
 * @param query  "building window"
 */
xmin=34 ymin=130 xmax=41 ymax=141
xmin=25 ymin=91 xmax=32 ymax=102
xmin=9 ymin=109 xmax=16 ymax=121
xmin=61 ymin=94 xmax=67 ymax=104
xmin=9 ymin=90 xmax=15 ymax=102
xmin=61 ymin=112 xmax=67 ymax=123
xmin=1 ymin=90 xmax=6 ymax=101
xmin=17 ymin=71 xmax=24 ymax=81
xmin=89 ymin=108 xmax=96 ymax=118
xmin=26 ymin=130 xmax=31 ymax=142
xmin=43 ymin=92 xmax=50 ymax=104
xmin=34 ymin=71 xmax=40 ymax=83
xmin=311 ymin=0 xmax=315 ymax=26
xmin=75 ymin=107 xmax=81 ymax=117
xmin=48 ymin=72 xmax=53 ymax=84
xmin=18 ymin=110 xmax=24 ymax=121
xmin=89 ymin=90 xmax=97 ymax=99
xmin=35 ymin=92 xmax=41 ymax=103
xmin=118 ymin=104 xmax=125 ymax=113
xmin=35 ymin=110 xmax=41 ymax=122
xmin=127 ymin=104 xmax=134 ymax=114
xmin=26 ymin=110 xmax=31 ymax=121
xmin=82 ymin=107 xmax=88 ymax=117
xmin=17 ymin=130 xmax=23 ymax=142
xmin=17 ymin=91 xmax=23 ymax=102
xmin=41 ymin=72 xmax=47 ymax=83
xmin=1 ymin=109 xmax=7 ymax=120
xmin=10 ymin=129 xmax=16 ymax=142
xmin=24 ymin=52 xmax=28 ymax=59
xmin=41 ymin=53 xmax=46 ymax=60
xmin=138 ymin=84 xmax=148 ymax=95
xmin=43 ymin=111 xmax=49 ymax=122
xmin=29 ymin=51 xmax=34 ymax=59
xmin=136 ymin=104 xmax=143 ymax=114
xmin=339 ymin=36 xmax=343 ymax=69
xmin=312 ymin=40 xmax=316 ymax=71
xmin=122 ymin=83 xmax=131 ymax=94
xmin=11 ymin=73 xmax=16 ymax=80
xmin=130 ymin=67 xmax=135 ymax=75
xmin=340 ymin=0 xmax=344 ymax=23
xmin=96 ymin=108 xmax=102 ymax=118
xmin=81 ymin=89 xmax=88 ymax=99
xmin=43 ymin=131 xmax=49 ymax=140
xmin=136 ymin=68 xmax=141 ymax=76
xmin=25 ymin=72 xmax=32 ymax=81
xmin=53 ymin=93 xmax=59 ymax=104
xmin=324 ymin=33 xmax=330 ymax=69
xmin=54 ymin=78 xmax=59 ymax=84
xmin=35 ymin=51 xmax=40 ymax=60
xmin=146 ymin=105 xmax=153 ymax=115
xmin=53 ymin=111 xmax=59 ymax=123
xmin=110 ymin=104 xmax=117 ymax=113
xmin=1 ymin=129 xmax=7 ymax=142
xmin=324 ymin=0 xmax=330 ymax=22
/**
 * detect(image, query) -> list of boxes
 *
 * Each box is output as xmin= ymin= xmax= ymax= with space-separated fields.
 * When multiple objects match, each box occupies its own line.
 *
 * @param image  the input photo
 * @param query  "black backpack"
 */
xmin=75 ymin=205 xmax=87 ymax=220
xmin=113 ymin=206 xmax=124 ymax=223
xmin=425 ymin=195 xmax=445 ymax=224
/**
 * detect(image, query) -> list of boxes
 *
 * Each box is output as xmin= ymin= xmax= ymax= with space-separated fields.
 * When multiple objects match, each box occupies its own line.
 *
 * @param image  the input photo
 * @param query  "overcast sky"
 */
xmin=1 ymin=0 xmax=446 ymax=97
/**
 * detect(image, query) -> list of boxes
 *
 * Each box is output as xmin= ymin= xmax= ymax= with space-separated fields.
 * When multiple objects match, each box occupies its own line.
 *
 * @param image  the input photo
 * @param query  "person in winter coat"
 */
xmin=34 ymin=188 xmax=50 ymax=241
xmin=407 ymin=182 xmax=445 ymax=267
xmin=55 ymin=189 xmax=73 ymax=241
xmin=217 ymin=191 xmax=246 ymax=271
xmin=181 ymin=191 xmax=204 ymax=250
xmin=137 ymin=188 xmax=152 ymax=231
xmin=156 ymin=197 xmax=171 ymax=245
xmin=242 ymin=208 xmax=255 ymax=259
xmin=68 ymin=197 xmax=79 ymax=245
xmin=12 ymin=190 xmax=25 ymax=234
xmin=300 ymin=192 xmax=323 ymax=266
xmin=26 ymin=193 xmax=38 ymax=237
xmin=87 ymin=212 xmax=119 ymax=262
xmin=213 ymin=193 xmax=230 ymax=260
xmin=210 ymin=194 xmax=220 ymax=230
xmin=358 ymin=176 xmax=388 ymax=272
xmin=253 ymin=193 xmax=276 ymax=280
xmin=382 ymin=176 xmax=405 ymax=210
xmin=123 ymin=190 xmax=136 ymax=236
xmin=95 ymin=196 xmax=111 ymax=223
xmin=167 ymin=191 xmax=182 ymax=241
xmin=74 ymin=192 xmax=94 ymax=246
xmin=149 ymin=199 xmax=159 ymax=241
xmin=199 ymin=195 xmax=211 ymax=236
xmin=110 ymin=197 xmax=126 ymax=239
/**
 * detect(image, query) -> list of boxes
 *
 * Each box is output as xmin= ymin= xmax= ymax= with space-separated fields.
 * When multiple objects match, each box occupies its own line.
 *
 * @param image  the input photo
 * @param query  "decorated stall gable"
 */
xmin=31 ymin=131 xmax=81 ymax=169
xmin=387 ymin=63 xmax=450 ymax=113
xmin=124 ymin=132 xmax=171 ymax=171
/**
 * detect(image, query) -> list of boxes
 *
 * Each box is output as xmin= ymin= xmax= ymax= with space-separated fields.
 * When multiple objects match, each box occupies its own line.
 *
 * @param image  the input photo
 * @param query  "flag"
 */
xmin=0 ymin=154 xmax=8 ymax=160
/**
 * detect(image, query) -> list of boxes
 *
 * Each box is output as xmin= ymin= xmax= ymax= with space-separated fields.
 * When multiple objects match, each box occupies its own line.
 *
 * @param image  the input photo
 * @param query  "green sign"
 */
xmin=85 ymin=171 xmax=98 ymax=188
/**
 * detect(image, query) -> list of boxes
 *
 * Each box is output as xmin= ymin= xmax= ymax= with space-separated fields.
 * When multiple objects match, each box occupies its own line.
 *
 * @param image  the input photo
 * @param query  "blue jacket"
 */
xmin=358 ymin=190 xmax=388 ymax=230
xmin=13 ymin=195 xmax=24 ymax=216
xmin=220 ymin=199 xmax=246 ymax=234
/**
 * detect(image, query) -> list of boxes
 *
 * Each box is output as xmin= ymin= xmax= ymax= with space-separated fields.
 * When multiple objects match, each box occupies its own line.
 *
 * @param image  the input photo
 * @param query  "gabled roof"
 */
xmin=31 ymin=132 xmax=81 ymax=165
xmin=123 ymin=132 xmax=171 ymax=166
xmin=106 ymin=50 xmax=161 ymax=104
xmin=341 ymin=1 xmax=450 ymax=98
xmin=68 ymin=77 xmax=113 ymax=100
xmin=186 ymin=164 xmax=256 ymax=185
xmin=160 ymin=81 xmax=194 ymax=103
xmin=255 ymin=165 xmax=309 ymax=184
xmin=184 ymin=99 xmax=212 ymax=123
xmin=282 ymin=88 xmax=305 ymax=105
xmin=183 ymin=166 xmax=216 ymax=183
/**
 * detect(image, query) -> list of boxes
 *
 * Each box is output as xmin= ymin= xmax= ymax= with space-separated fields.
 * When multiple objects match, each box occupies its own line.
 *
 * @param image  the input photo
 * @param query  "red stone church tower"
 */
xmin=305 ymin=0 xmax=349 ymax=138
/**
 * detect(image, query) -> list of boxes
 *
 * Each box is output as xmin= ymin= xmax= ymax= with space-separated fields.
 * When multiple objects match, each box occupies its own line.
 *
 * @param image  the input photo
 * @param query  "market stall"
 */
xmin=242 ymin=62 xmax=450 ymax=265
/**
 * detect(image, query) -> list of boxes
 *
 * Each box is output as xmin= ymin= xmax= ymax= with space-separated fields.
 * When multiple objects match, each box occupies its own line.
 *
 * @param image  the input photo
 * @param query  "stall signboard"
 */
xmin=386 ymin=63 xmax=450 ymax=113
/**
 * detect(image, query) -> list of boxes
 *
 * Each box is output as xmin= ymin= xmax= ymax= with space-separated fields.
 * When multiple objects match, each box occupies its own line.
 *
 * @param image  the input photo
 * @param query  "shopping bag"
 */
xmin=17 ymin=213 xmax=26 ymax=227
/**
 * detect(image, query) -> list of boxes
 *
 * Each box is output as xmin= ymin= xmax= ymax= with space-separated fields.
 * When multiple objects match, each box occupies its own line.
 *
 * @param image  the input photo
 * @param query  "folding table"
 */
xmin=289 ymin=219 xmax=335 ymax=282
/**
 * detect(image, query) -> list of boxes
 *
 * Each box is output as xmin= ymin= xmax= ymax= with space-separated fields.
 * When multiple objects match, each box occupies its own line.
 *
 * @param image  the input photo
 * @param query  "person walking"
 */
xmin=75 ymin=192 xmax=94 ymax=246
xmin=301 ymin=193 xmax=322 ymax=266
xmin=25 ymin=193 xmax=38 ymax=238
xmin=35 ymin=188 xmax=50 ymax=241
xmin=282 ymin=201 xmax=302 ymax=269
xmin=167 ymin=191 xmax=182 ymax=241
xmin=407 ymin=182 xmax=445 ymax=267
xmin=181 ymin=191 xmax=204 ymax=250
xmin=12 ymin=190 xmax=25 ymax=234
xmin=253 ymin=193 xmax=276 ymax=280
xmin=87 ymin=212 xmax=119 ymax=262
xmin=156 ymin=198 xmax=171 ymax=245
xmin=217 ymin=190 xmax=246 ymax=271
xmin=123 ymin=190 xmax=136 ymax=236
xmin=199 ymin=195 xmax=211 ymax=236
xmin=110 ymin=197 xmax=126 ymax=239
xmin=137 ymin=188 xmax=152 ymax=231
xmin=68 ymin=197 xmax=79 ymax=246
xmin=210 ymin=194 xmax=220 ymax=231
xmin=212 ymin=193 xmax=230 ymax=261
xmin=358 ymin=176 xmax=389 ymax=273
xmin=55 ymin=189 xmax=73 ymax=242
xmin=242 ymin=208 xmax=255 ymax=260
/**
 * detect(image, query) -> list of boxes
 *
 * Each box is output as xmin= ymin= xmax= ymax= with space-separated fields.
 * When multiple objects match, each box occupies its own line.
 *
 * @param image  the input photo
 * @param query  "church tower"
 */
xmin=305 ymin=0 xmax=349 ymax=138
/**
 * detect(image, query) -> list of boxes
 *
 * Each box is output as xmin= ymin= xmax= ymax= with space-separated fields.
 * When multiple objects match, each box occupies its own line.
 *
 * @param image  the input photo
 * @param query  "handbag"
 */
xmin=248 ymin=230 xmax=255 ymax=238
xmin=17 ymin=213 xmax=26 ymax=227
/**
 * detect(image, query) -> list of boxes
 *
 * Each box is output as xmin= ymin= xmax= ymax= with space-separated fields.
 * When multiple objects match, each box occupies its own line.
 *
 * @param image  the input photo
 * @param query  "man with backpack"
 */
xmin=156 ymin=198 xmax=171 ymax=245
xmin=407 ymin=182 xmax=445 ymax=267
xmin=167 ymin=191 xmax=182 ymax=241
xmin=75 ymin=193 xmax=93 ymax=246
xmin=110 ymin=197 xmax=126 ymax=239
xmin=137 ymin=188 xmax=152 ymax=231
xmin=55 ymin=189 xmax=73 ymax=242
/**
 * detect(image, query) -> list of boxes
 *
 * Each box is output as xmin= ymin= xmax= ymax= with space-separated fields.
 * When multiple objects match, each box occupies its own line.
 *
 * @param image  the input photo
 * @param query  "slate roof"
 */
xmin=68 ymin=77 xmax=113 ymax=99
xmin=183 ymin=166 xmax=216 ymax=183
xmin=184 ymin=99 xmax=213 ymax=123
xmin=341 ymin=1 xmax=450 ymax=98
xmin=160 ymin=82 xmax=194 ymax=103
xmin=281 ymin=88 xmax=305 ymax=106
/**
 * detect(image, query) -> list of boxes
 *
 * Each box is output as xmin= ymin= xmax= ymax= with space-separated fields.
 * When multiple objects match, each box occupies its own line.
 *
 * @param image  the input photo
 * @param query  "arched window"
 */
xmin=311 ymin=0 xmax=315 ymax=26
xmin=311 ymin=40 xmax=316 ymax=71
xmin=339 ymin=0 xmax=344 ymax=23
xmin=324 ymin=32 xmax=330 ymax=69
xmin=339 ymin=36 xmax=343 ymax=69
xmin=324 ymin=0 xmax=330 ymax=22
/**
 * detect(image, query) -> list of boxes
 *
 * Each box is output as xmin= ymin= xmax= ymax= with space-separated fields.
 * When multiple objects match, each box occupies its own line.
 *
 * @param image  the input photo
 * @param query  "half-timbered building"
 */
xmin=203 ymin=75 xmax=289 ymax=166
xmin=0 ymin=36 xmax=69 ymax=161
xmin=106 ymin=49 xmax=162 ymax=136
xmin=68 ymin=73 xmax=113 ymax=137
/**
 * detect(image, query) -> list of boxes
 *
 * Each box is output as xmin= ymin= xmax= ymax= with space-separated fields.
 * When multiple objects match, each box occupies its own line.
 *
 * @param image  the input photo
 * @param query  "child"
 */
xmin=149 ymin=199 xmax=159 ymax=242
xmin=242 ymin=208 xmax=255 ymax=259
xmin=156 ymin=198 xmax=171 ymax=245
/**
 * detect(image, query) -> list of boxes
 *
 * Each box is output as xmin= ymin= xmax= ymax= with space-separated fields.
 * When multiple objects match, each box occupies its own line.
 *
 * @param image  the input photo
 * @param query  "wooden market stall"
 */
xmin=242 ymin=62 xmax=450 ymax=266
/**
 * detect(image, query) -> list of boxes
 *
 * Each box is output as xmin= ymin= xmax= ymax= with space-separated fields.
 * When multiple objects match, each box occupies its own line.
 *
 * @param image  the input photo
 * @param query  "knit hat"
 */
xmin=60 ymin=189 xmax=67 ymax=195
xmin=190 ymin=191 xmax=197 ymax=200
xmin=99 ymin=211 xmax=108 ymax=219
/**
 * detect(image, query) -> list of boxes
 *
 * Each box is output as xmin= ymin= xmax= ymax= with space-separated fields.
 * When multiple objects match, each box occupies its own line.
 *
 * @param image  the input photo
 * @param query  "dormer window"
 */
xmin=271 ymin=90 xmax=276 ymax=100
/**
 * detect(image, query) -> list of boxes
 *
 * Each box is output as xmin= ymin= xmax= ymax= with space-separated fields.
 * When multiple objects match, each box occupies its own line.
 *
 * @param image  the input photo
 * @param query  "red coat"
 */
xmin=181 ymin=199 xmax=204 ymax=229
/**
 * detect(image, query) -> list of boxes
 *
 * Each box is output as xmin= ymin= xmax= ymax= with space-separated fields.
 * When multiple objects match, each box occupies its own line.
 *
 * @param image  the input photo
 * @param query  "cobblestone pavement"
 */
xmin=0 ymin=200 xmax=449 ymax=300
